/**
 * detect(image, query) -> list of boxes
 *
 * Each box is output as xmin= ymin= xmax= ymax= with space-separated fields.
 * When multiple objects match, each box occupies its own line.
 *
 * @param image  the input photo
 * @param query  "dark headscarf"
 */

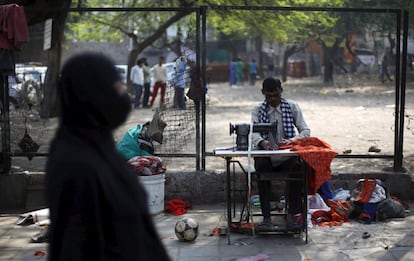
xmin=58 ymin=52 xmax=131 ymax=130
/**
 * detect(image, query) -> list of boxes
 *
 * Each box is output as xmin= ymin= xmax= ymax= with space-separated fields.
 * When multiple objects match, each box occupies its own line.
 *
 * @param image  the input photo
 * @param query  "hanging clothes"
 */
xmin=0 ymin=4 xmax=29 ymax=51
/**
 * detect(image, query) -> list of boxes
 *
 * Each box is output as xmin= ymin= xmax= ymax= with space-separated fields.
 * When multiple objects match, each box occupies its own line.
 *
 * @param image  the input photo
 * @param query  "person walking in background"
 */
xmin=142 ymin=57 xmax=151 ymax=108
xmin=380 ymin=48 xmax=393 ymax=83
xmin=267 ymin=63 xmax=275 ymax=78
xmin=130 ymin=58 xmax=144 ymax=109
xmin=46 ymin=52 xmax=170 ymax=260
xmin=249 ymin=59 xmax=257 ymax=86
xmin=173 ymin=55 xmax=187 ymax=109
xmin=236 ymin=57 xmax=244 ymax=86
xmin=149 ymin=56 xmax=167 ymax=108
xmin=229 ymin=58 xmax=237 ymax=86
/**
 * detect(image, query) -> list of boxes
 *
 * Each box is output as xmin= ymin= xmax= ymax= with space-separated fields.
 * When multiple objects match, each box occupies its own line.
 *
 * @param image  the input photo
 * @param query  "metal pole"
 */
xmin=195 ymin=9 xmax=201 ymax=171
xmin=226 ymin=157 xmax=232 ymax=245
xmin=395 ymin=9 xmax=409 ymax=172
xmin=0 ymin=74 xmax=11 ymax=174
xmin=393 ymin=11 xmax=402 ymax=171
xmin=201 ymin=6 xmax=207 ymax=170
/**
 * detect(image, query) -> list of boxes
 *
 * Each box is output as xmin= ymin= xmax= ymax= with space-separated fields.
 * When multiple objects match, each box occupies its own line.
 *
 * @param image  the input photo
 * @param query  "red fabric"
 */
xmin=279 ymin=137 xmax=337 ymax=194
xmin=325 ymin=199 xmax=352 ymax=225
xmin=326 ymin=199 xmax=354 ymax=217
xmin=0 ymin=4 xmax=29 ymax=50
xmin=230 ymin=221 xmax=257 ymax=234
xmin=164 ymin=199 xmax=192 ymax=216
xmin=354 ymin=179 xmax=377 ymax=203
xmin=311 ymin=209 xmax=351 ymax=227
xmin=33 ymin=251 xmax=46 ymax=257
xmin=330 ymin=209 xmax=349 ymax=223
xmin=127 ymin=156 xmax=166 ymax=176
xmin=311 ymin=210 xmax=348 ymax=227
xmin=311 ymin=210 xmax=331 ymax=224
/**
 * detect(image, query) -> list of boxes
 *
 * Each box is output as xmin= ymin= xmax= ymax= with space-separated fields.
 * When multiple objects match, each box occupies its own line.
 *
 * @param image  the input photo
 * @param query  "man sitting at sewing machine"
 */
xmin=252 ymin=77 xmax=310 ymax=230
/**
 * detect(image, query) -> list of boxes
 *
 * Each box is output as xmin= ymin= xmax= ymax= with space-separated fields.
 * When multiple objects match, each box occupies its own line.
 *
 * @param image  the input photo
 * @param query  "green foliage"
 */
xmin=66 ymin=0 xmax=411 ymax=53
xmin=67 ymin=0 xmax=194 ymax=42
xmin=343 ymin=0 xmax=413 ymax=30
xmin=205 ymin=0 xmax=346 ymax=45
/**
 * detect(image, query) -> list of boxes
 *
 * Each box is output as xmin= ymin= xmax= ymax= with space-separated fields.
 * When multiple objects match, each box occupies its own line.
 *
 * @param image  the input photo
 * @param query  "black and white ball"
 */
xmin=174 ymin=217 xmax=199 ymax=242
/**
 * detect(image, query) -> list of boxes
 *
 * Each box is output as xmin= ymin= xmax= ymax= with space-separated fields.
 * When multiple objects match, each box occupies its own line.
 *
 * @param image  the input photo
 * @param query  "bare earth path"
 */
xmin=9 ymin=75 xmax=414 ymax=176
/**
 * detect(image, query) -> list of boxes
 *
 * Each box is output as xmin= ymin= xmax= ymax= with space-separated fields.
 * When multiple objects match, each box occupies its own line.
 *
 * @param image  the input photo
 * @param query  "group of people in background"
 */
xmin=130 ymin=57 xmax=152 ymax=109
xmin=230 ymin=58 xmax=258 ymax=87
xmin=130 ymin=55 xmax=188 ymax=110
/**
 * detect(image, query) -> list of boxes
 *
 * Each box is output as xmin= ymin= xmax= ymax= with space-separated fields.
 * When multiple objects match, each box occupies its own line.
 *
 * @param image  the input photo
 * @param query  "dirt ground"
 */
xmin=8 ymin=73 xmax=414 ymax=176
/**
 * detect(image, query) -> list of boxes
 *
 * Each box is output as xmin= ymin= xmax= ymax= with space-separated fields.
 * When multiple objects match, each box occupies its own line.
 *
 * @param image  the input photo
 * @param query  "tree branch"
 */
xmin=135 ymin=9 xmax=193 ymax=53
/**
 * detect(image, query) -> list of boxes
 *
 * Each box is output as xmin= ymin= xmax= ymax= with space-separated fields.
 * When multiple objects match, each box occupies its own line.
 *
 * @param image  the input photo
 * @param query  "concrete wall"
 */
xmin=0 ymin=171 xmax=412 ymax=212
xmin=0 ymin=174 xmax=27 ymax=211
xmin=0 ymin=172 xmax=47 ymax=212
xmin=165 ymin=171 xmax=227 ymax=204
xmin=166 ymin=171 xmax=414 ymax=205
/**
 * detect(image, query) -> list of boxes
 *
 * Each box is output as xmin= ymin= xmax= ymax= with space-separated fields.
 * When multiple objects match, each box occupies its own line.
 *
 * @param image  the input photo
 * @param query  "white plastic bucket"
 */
xmin=138 ymin=174 xmax=165 ymax=215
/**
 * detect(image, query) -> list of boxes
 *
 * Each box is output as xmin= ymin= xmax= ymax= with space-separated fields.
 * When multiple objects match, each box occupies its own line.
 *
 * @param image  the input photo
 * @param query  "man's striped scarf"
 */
xmin=258 ymin=99 xmax=295 ymax=139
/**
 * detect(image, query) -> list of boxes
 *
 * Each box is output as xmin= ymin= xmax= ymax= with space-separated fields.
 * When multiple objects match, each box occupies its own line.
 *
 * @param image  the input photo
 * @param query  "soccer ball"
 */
xmin=174 ymin=217 xmax=199 ymax=242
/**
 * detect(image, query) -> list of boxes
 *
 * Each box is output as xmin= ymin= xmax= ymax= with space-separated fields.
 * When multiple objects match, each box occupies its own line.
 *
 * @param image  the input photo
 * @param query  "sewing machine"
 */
xmin=229 ymin=122 xmax=277 ymax=150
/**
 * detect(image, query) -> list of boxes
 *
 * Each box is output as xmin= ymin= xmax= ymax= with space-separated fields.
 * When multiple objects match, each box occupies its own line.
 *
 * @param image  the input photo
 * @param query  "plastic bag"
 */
xmin=376 ymin=198 xmax=405 ymax=221
xmin=308 ymin=193 xmax=330 ymax=214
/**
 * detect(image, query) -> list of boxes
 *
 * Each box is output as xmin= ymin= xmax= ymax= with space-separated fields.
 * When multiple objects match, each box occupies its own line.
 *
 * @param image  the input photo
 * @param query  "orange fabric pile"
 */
xmin=279 ymin=137 xmax=337 ymax=194
xmin=312 ymin=200 xmax=353 ymax=227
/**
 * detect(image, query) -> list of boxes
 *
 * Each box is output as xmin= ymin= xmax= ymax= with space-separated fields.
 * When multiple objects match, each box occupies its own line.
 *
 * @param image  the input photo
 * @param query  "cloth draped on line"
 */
xmin=0 ymin=4 xmax=29 ymax=51
xmin=279 ymin=137 xmax=338 ymax=194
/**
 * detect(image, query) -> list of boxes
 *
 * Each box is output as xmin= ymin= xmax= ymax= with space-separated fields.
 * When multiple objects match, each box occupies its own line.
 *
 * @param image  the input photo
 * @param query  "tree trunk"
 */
xmin=322 ymin=39 xmax=341 ymax=83
xmin=281 ymin=45 xmax=297 ymax=82
xmin=322 ymin=45 xmax=334 ymax=83
xmin=257 ymin=37 xmax=264 ymax=78
xmin=35 ymin=4 xmax=191 ymax=118
xmin=127 ymin=47 xmax=140 ymax=92
xmin=40 ymin=1 xmax=71 ymax=118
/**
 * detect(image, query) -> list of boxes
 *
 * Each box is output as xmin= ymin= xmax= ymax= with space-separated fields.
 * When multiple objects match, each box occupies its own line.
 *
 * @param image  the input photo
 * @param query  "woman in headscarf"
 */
xmin=45 ymin=52 xmax=170 ymax=260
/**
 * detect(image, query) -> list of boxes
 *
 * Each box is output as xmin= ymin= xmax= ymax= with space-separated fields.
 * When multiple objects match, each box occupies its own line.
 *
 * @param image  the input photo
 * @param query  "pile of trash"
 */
xmin=16 ymin=208 xmax=49 ymax=243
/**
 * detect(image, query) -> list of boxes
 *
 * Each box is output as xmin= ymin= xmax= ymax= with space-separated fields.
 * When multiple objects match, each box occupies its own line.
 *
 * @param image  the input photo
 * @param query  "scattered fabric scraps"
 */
xmin=33 ymin=250 xmax=46 ymax=257
xmin=164 ymin=199 xmax=192 ymax=216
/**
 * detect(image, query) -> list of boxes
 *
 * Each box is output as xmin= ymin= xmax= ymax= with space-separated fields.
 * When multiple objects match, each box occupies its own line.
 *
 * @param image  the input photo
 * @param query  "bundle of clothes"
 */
xmin=117 ymin=112 xmax=167 ymax=176
xmin=309 ymin=178 xmax=407 ymax=227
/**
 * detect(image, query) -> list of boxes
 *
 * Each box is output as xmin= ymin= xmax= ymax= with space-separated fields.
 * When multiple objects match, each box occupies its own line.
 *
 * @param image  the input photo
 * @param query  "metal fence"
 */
xmin=0 ymin=5 xmax=409 ymax=173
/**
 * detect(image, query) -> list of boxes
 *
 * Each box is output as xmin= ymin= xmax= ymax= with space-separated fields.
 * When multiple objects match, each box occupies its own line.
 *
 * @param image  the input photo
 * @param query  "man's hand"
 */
xmin=278 ymin=139 xmax=290 ymax=145
xmin=259 ymin=140 xmax=278 ymax=150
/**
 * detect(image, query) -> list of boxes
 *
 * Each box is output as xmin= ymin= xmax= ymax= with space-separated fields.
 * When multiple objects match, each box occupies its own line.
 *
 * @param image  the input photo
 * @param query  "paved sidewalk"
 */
xmin=1 ymin=203 xmax=414 ymax=260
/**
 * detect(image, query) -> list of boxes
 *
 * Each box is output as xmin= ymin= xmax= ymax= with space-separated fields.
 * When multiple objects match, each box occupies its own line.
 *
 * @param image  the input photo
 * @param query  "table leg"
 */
xmin=304 ymin=162 xmax=308 ymax=244
xmin=226 ymin=157 xmax=231 ymax=245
